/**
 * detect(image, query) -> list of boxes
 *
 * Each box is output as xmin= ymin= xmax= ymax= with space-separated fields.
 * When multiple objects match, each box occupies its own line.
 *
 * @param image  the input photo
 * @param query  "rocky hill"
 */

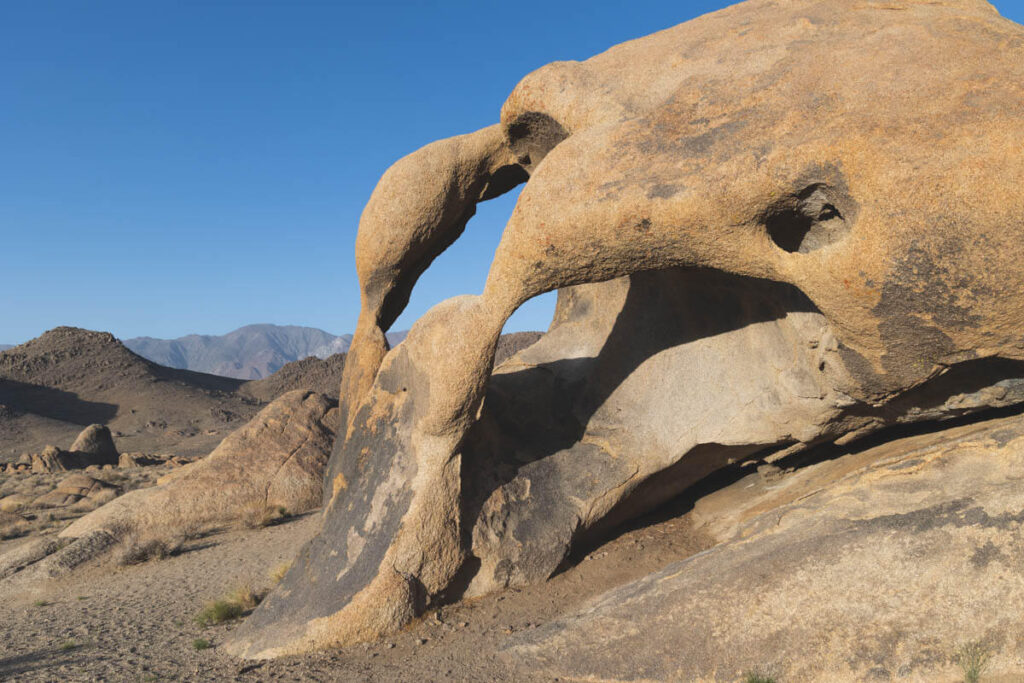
xmin=239 ymin=354 xmax=348 ymax=403
xmin=124 ymin=324 xmax=407 ymax=380
xmin=0 ymin=327 xmax=258 ymax=461
xmin=0 ymin=327 xmax=542 ymax=462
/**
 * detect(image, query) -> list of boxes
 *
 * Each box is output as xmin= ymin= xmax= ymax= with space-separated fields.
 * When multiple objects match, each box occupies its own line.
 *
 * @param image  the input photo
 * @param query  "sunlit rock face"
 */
xmin=226 ymin=0 xmax=1024 ymax=659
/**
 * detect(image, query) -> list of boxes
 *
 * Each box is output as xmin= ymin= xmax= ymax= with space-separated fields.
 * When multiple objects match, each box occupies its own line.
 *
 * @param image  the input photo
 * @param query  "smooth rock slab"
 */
xmin=505 ymin=412 xmax=1024 ymax=682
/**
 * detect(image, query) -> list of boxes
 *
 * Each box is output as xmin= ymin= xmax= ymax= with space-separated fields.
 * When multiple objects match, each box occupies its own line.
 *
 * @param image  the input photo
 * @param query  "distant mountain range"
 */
xmin=0 ymin=345 xmax=12 ymax=352
xmin=122 ymin=324 xmax=407 ymax=380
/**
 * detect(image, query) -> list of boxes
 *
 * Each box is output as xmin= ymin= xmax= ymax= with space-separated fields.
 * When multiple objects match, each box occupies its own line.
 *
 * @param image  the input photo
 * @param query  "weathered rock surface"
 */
xmin=22 ymin=425 xmax=121 ymax=473
xmin=117 ymin=452 xmax=164 ymax=468
xmin=60 ymin=390 xmax=338 ymax=540
xmin=0 ymin=537 xmax=63 ymax=580
xmin=0 ymin=493 xmax=33 ymax=513
xmin=31 ymin=473 xmax=119 ymax=508
xmin=68 ymin=424 xmax=119 ymax=465
xmin=505 ymin=411 xmax=1024 ymax=681
xmin=230 ymin=0 xmax=1024 ymax=658
xmin=29 ymin=445 xmax=71 ymax=473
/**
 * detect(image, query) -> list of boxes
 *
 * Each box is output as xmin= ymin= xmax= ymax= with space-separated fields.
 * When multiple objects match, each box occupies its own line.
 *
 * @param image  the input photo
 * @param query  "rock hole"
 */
xmin=764 ymin=184 xmax=850 ymax=254
xmin=506 ymin=112 xmax=569 ymax=173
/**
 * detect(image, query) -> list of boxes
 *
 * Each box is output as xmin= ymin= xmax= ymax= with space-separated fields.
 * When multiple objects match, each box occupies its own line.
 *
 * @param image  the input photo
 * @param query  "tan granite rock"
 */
xmin=230 ymin=0 xmax=1024 ymax=659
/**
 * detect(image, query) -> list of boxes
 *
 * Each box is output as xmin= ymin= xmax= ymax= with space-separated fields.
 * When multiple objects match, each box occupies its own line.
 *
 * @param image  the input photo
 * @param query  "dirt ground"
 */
xmin=0 ymin=497 xmax=711 ymax=682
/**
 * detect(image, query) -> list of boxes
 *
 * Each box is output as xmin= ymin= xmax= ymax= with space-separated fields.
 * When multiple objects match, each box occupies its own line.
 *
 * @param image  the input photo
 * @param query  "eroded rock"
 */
xmin=61 ymin=390 xmax=338 ymax=540
xmin=505 ymin=412 xmax=1024 ymax=681
xmin=31 ymin=473 xmax=119 ymax=508
xmin=68 ymin=424 xmax=119 ymax=466
xmin=229 ymin=0 xmax=1024 ymax=658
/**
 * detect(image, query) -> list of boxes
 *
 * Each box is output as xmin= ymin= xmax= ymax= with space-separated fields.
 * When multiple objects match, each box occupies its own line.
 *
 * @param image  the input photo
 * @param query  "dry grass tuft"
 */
xmin=69 ymin=488 xmax=119 ymax=513
xmin=0 ymin=510 xmax=30 ymax=539
xmin=239 ymin=501 xmax=289 ymax=529
xmin=114 ymin=529 xmax=186 ymax=565
xmin=194 ymin=584 xmax=266 ymax=627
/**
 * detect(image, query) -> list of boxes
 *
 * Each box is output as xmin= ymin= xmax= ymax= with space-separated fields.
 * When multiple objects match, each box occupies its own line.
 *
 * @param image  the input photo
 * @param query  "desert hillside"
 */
xmin=0 ymin=327 xmax=257 ymax=461
xmin=0 ymin=327 xmax=542 ymax=461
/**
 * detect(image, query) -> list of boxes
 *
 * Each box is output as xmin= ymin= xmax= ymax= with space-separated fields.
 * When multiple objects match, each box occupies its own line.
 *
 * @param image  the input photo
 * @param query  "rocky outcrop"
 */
xmin=227 ymin=0 xmax=1024 ymax=658
xmin=29 ymin=445 xmax=72 ymax=473
xmin=68 ymin=424 xmax=119 ymax=466
xmin=31 ymin=474 xmax=119 ymax=508
xmin=60 ymin=390 xmax=338 ymax=540
xmin=18 ymin=424 xmax=121 ymax=473
xmin=117 ymin=452 xmax=165 ymax=468
xmin=0 ymin=390 xmax=339 ymax=593
xmin=505 ymin=411 xmax=1024 ymax=681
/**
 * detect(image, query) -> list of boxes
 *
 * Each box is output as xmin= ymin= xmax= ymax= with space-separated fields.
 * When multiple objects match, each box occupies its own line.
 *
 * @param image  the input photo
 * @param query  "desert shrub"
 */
xmin=743 ymin=670 xmax=777 ymax=683
xmin=115 ymin=531 xmax=184 ymax=565
xmin=192 ymin=638 xmax=211 ymax=650
xmin=194 ymin=584 xmax=265 ymax=626
xmin=957 ymin=640 xmax=992 ymax=683
xmin=239 ymin=501 xmax=288 ymax=529
xmin=227 ymin=584 xmax=262 ymax=610
xmin=194 ymin=599 xmax=243 ymax=626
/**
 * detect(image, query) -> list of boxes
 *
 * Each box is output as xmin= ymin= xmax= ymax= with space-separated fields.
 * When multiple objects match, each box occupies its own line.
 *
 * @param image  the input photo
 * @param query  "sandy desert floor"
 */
xmin=0 ymin=497 xmax=711 ymax=682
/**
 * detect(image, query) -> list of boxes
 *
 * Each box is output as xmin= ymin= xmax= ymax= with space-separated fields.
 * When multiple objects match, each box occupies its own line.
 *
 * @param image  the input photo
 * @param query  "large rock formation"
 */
xmin=60 ymin=390 xmax=338 ymax=540
xmin=18 ymin=424 xmax=121 ymax=473
xmin=0 ymin=390 xmax=339 ymax=595
xmin=505 ymin=410 xmax=1024 ymax=681
xmin=68 ymin=424 xmax=119 ymax=466
xmin=227 ymin=0 xmax=1024 ymax=659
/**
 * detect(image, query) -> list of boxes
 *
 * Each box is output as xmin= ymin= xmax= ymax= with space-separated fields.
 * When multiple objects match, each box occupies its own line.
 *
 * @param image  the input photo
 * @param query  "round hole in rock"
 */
xmin=765 ymin=185 xmax=850 ymax=254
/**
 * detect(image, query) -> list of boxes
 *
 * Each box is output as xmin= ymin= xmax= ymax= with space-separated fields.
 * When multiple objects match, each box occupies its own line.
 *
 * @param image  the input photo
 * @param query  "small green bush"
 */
xmin=194 ymin=600 xmax=244 ymax=626
xmin=743 ymin=671 xmax=777 ymax=683
xmin=957 ymin=640 xmax=992 ymax=683
xmin=192 ymin=638 xmax=211 ymax=651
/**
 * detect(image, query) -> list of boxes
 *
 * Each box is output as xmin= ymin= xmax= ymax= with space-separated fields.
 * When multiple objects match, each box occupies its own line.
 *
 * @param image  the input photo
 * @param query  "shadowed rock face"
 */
xmin=227 ymin=0 xmax=1024 ymax=658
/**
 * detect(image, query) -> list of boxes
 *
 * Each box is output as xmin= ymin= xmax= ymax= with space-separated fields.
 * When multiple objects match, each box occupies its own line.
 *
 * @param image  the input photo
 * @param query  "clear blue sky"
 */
xmin=2 ymin=1 xmax=1022 ymax=344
